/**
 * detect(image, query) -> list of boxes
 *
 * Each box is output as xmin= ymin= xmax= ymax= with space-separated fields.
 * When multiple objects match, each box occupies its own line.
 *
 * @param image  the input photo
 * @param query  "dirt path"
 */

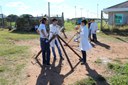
xmin=23 ymin=32 xmax=128 ymax=85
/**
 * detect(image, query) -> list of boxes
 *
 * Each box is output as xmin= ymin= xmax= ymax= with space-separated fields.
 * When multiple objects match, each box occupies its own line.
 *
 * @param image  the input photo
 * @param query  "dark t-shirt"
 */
xmin=88 ymin=22 xmax=91 ymax=28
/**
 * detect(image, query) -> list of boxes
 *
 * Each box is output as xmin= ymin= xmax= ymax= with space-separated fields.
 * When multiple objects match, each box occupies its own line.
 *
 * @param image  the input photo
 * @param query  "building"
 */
xmin=103 ymin=1 xmax=128 ymax=25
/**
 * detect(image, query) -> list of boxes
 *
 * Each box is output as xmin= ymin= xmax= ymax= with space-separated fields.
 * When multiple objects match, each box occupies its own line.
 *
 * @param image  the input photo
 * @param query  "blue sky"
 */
xmin=0 ymin=0 xmax=127 ymax=19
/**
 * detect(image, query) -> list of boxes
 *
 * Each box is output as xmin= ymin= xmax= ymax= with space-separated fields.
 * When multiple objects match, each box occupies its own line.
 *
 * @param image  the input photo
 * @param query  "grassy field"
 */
xmin=0 ymin=21 xmax=128 ymax=85
xmin=65 ymin=21 xmax=75 ymax=31
xmin=0 ymin=29 xmax=38 ymax=85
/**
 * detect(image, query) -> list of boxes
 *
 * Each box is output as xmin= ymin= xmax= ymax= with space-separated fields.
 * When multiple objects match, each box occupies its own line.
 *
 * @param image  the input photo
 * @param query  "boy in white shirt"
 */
xmin=49 ymin=18 xmax=64 ymax=60
xmin=37 ymin=18 xmax=51 ymax=65
xmin=90 ymin=19 xmax=98 ymax=42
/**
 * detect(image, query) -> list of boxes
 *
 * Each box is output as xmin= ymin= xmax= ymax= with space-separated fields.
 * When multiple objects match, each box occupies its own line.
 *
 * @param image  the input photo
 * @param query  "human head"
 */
xmin=40 ymin=18 xmax=47 ymax=24
xmin=92 ymin=19 xmax=95 ymax=22
xmin=52 ymin=18 xmax=58 ymax=25
xmin=81 ymin=20 xmax=87 ymax=26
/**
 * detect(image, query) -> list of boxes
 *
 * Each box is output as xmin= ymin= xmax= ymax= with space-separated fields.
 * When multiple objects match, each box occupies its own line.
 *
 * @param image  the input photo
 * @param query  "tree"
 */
xmin=6 ymin=14 xmax=18 ymax=22
xmin=16 ymin=14 xmax=38 ymax=31
xmin=6 ymin=14 xmax=18 ymax=27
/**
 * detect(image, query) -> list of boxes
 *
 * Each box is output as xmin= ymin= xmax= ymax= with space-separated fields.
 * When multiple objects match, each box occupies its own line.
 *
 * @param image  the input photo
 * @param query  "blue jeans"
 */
xmin=40 ymin=38 xmax=50 ymax=65
xmin=52 ymin=40 xmax=62 ymax=59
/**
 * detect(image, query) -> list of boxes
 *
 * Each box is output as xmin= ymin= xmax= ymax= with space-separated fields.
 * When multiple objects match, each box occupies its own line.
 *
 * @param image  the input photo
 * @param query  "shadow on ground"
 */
xmin=85 ymin=63 xmax=110 ymax=85
xmin=93 ymin=41 xmax=110 ymax=50
xmin=36 ymin=59 xmax=81 ymax=85
xmin=102 ymin=29 xmax=128 ymax=36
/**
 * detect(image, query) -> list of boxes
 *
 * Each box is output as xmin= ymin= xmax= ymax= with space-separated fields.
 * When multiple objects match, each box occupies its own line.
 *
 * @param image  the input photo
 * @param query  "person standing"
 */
xmin=38 ymin=18 xmax=51 ymax=65
xmin=88 ymin=19 xmax=92 ymax=41
xmin=35 ymin=24 xmax=39 ymax=31
xmin=90 ymin=19 xmax=98 ymax=42
xmin=49 ymin=18 xmax=64 ymax=60
xmin=79 ymin=20 xmax=92 ymax=64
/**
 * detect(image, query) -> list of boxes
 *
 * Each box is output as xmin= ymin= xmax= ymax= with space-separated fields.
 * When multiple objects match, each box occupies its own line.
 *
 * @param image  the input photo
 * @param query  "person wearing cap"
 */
xmin=37 ymin=18 xmax=51 ymax=65
xmin=79 ymin=20 xmax=92 ymax=64
xmin=49 ymin=18 xmax=64 ymax=60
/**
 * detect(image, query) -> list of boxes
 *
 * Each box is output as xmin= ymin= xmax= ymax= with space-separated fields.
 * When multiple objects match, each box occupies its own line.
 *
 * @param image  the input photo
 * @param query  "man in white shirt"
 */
xmin=90 ymin=19 xmax=98 ymax=42
xmin=49 ymin=18 xmax=64 ymax=60
xmin=37 ymin=18 xmax=51 ymax=65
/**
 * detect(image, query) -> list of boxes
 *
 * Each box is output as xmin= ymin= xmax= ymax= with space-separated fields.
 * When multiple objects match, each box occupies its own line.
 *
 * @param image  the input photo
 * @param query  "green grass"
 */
xmin=107 ymin=63 xmax=128 ymax=85
xmin=71 ymin=77 xmax=96 ymax=85
xmin=0 ymin=78 xmax=8 ymax=85
xmin=0 ymin=29 xmax=38 ymax=85
xmin=95 ymin=58 xmax=102 ymax=64
xmin=65 ymin=21 xmax=75 ymax=31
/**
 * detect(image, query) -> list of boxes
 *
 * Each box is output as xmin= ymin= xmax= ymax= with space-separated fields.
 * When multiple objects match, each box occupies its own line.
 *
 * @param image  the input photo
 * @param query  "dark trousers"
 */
xmin=40 ymin=38 xmax=50 ymax=65
xmin=52 ymin=40 xmax=62 ymax=59
xmin=92 ymin=34 xmax=97 ymax=42
xmin=88 ymin=29 xmax=91 ymax=41
xmin=81 ymin=50 xmax=86 ymax=63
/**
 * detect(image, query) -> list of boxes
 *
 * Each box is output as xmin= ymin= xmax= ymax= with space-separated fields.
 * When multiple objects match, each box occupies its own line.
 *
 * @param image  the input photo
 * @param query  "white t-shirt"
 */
xmin=90 ymin=22 xmax=98 ymax=34
xmin=49 ymin=24 xmax=60 ymax=34
xmin=49 ymin=24 xmax=60 ymax=47
xmin=38 ymin=24 xmax=48 ymax=38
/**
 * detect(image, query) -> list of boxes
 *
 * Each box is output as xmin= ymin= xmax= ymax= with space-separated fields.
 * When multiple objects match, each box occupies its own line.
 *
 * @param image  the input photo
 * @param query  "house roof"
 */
xmin=107 ymin=1 xmax=128 ymax=9
xmin=103 ymin=1 xmax=128 ymax=13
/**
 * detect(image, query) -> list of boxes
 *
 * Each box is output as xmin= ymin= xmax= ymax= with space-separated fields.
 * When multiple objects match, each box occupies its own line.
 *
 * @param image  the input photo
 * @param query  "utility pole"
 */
xmin=75 ymin=6 xmax=76 ymax=18
xmin=0 ymin=6 xmax=2 ymax=14
xmin=80 ymin=8 xmax=83 ymax=18
xmin=48 ymin=2 xmax=50 ymax=25
xmin=97 ymin=4 xmax=99 ymax=18
xmin=0 ymin=6 xmax=4 ymax=28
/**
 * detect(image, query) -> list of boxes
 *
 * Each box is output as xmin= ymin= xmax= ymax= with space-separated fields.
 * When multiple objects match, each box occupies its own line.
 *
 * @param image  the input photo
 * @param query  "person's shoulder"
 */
xmin=39 ymin=24 xmax=45 ymax=29
xmin=49 ymin=24 xmax=53 ymax=28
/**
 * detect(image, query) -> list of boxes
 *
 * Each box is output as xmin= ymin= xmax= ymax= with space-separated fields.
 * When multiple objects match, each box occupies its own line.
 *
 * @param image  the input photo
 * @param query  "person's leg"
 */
xmin=95 ymin=34 xmax=97 ymax=41
xmin=93 ymin=34 xmax=97 ymax=42
xmin=89 ymin=29 xmax=92 ymax=41
xmin=40 ymin=38 xmax=46 ymax=64
xmin=55 ymin=40 xmax=63 ymax=59
xmin=81 ymin=50 xmax=86 ymax=63
xmin=52 ymin=47 xmax=56 ymax=60
xmin=45 ymin=39 xmax=51 ymax=65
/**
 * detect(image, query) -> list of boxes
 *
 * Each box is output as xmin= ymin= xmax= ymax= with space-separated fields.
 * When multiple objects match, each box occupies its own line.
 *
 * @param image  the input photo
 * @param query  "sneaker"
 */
xmin=60 ymin=57 xmax=64 ymax=60
xmin=79 ymin=58 xmax=83 ymax=62
xmin=46 ymin=63 xmax=51 ymax=66
xmin=81 ymin=62 xmax=86 ymax=65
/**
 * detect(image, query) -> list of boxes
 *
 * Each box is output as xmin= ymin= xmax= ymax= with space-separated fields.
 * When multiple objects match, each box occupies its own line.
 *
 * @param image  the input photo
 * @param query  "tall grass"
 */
xmin=0 ymin=29 xmax=38 ymax=85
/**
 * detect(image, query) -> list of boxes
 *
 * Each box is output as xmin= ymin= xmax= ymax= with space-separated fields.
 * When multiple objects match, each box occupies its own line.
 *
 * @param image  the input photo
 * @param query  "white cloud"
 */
xmin=6 ymin=1 xmax=30 ymax=11
xmin=46 ymin=0 xmax=64 ymax=3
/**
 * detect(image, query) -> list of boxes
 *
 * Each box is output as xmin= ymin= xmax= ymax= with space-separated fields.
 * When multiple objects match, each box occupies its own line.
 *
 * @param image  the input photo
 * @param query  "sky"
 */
xmin=0 ymin=0 xmax=127 ymax=19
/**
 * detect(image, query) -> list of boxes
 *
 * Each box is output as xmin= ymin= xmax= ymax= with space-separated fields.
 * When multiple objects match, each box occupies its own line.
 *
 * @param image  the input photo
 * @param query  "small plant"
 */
xmin=95 ymin=59 xmax=102 ymax=63
xmin=107 ymin=63 xmax=121 ymax=71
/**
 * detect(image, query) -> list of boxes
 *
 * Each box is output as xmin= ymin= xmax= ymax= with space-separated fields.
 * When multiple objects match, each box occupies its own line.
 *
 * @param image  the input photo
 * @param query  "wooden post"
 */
xmin=57 ymin=35 xmax=74 ymax=70
xmin=62 ymin=12 xmax=64 ymax=26
xmin=35 ymin=35 xmax=56 ymax=59
xmin=57 ymin=35 xmax=81 ymax=59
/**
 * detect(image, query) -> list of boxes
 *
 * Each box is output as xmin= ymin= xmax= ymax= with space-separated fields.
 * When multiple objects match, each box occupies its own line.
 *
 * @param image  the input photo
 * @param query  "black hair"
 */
xmin=52 ymin=18 xmax=58 ymax=22
xmin=40 ymin=18 xmax=47 ymax=24
xmin=81 ymin=20 xmax=87 ymax=25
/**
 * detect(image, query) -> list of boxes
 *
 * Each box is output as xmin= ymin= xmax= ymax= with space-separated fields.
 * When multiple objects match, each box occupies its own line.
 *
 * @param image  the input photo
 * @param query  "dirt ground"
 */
xmin=23 ymin=31 xmax=128 ymax=85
